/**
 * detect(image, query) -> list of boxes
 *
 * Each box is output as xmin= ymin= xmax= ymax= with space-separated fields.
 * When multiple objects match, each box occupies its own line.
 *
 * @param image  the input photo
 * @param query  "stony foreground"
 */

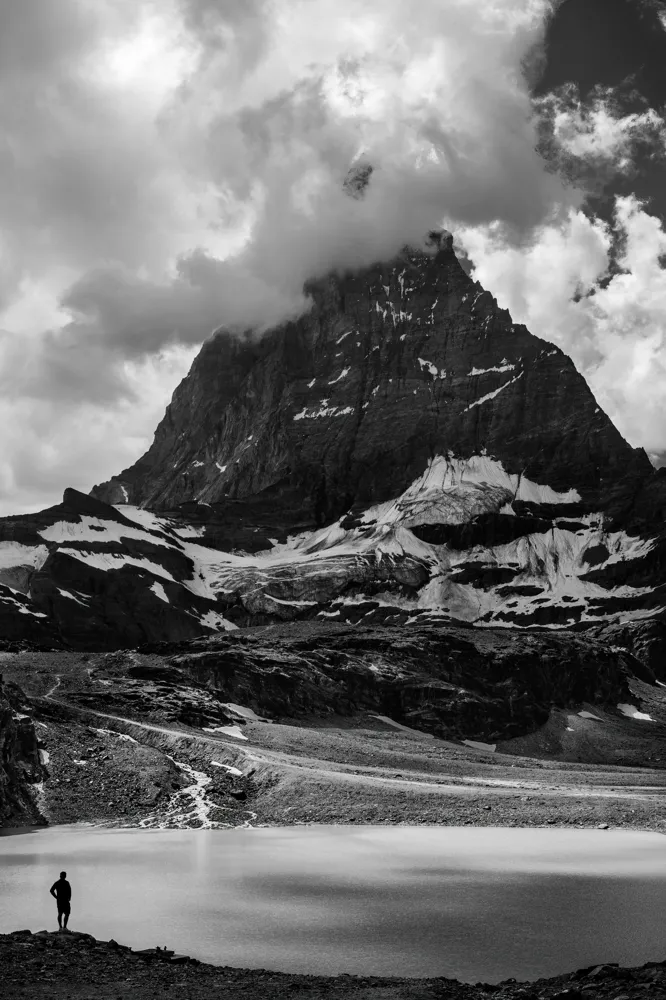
xmin=1 ymin=930 xmax=665 ymax=1000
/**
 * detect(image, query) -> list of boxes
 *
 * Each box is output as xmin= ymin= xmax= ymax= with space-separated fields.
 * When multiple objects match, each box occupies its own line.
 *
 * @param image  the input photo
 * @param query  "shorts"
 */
xmin=57 ymin=903 xmax=71 ymax=916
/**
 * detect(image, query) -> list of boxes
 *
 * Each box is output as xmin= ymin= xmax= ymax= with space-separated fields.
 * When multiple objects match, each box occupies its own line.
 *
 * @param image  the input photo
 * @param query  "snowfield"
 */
xmin=1 ymin=453 xmax=661 ymax=633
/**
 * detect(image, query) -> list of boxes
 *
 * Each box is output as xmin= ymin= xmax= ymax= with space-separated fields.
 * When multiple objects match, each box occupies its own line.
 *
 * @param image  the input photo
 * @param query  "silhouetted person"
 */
xmin=50 ymin=871 xmax=71 ymax=931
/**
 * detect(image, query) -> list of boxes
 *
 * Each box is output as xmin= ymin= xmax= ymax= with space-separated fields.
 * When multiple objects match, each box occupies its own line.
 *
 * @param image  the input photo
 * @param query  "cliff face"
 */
xmin=92 ymin=235 xmax=649 ymax=521
xmin=0 ymin=678 xmax=46 ymax=826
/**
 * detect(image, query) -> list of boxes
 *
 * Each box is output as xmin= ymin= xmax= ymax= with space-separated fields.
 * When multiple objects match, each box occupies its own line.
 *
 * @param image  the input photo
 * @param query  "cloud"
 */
xmin=457 ymin=195 xmax=666 ymax=454
xmin=535 ymin=83 xmax=666 ymax=190
xmin=0 ymin=0 xmax=663 ymax=516
xmin=455 ymin=74 xmax=666 ymax=459
xmin=0 ymin=343 xmax=200 ymax=514
xmin=0 ymin=0 xmax=578 ymax=513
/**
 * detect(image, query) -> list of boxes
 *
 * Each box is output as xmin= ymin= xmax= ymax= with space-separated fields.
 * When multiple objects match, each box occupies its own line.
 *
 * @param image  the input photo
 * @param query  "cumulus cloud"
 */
xmin=455 ymin=71 xmax=666 ymax=460
xmin=0 ymin=0 xmax=578 ymax=513
xmin=457 ymin=195 xmax=666 ymax=454
xmin=0 ymin=0 xmax=664 ymax=514
xmin=0 ymin=345 xmax=199 ymax=514
xmin=535 ymin=84 xmax=666 ymax=190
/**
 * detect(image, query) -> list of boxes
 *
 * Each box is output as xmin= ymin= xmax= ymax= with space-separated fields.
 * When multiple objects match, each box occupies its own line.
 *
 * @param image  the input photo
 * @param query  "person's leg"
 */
xmin=63 ymin=906 xmax=69 ymax=930
xmin=57 ymin=907 xmax=63 ymax=930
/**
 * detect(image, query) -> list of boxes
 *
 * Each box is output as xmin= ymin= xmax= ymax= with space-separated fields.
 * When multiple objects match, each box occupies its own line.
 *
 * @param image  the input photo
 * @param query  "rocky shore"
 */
xmin=2 ymin=930 xmax=665 ymax=999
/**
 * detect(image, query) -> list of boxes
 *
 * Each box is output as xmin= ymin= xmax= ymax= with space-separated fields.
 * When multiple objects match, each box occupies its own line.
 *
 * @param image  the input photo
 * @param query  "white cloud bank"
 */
xmin=0 ymin=0 xmax=665 ymax=513
xmin=457 ymin=86 xmax=666 ymax=457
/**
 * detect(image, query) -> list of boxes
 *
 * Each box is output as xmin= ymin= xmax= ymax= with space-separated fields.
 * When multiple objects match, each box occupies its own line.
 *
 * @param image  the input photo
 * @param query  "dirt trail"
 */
xmin=42 ymin=691 xmax=666 ymax=809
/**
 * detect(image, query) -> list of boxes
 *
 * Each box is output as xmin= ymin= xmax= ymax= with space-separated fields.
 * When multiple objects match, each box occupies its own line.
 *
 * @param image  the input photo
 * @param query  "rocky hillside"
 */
xmin=1 ymin=234 xmax=666 ymax=650
xmin=3 ymin=625 xmax=664 ymax=832
xmin=0 ymin=675 xmax=46 ymax=826
xmin=141 ymin=620 xmax=647 ymax=742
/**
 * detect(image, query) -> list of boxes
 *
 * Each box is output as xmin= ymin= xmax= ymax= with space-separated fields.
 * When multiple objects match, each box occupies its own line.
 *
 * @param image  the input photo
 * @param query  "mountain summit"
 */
xmin=91 ymin=234 xmax=647 ymax=518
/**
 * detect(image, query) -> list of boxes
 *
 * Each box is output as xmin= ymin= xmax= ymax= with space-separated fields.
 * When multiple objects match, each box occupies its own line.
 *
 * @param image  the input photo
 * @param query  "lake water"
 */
xmin=1 ymin=826 xmax=666 ymax=983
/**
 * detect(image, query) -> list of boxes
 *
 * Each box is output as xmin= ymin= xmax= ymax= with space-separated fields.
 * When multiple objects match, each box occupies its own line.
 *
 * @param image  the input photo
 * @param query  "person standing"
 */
xmin=49 ymin=871 xmax=71 ymax=931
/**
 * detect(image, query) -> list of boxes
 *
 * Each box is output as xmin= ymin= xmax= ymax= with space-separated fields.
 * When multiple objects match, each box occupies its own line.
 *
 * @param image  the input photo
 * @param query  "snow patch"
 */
xmin=58 ymin=548 xmax=180 ymax=585
xmin=215 ymin=462 xmax=227 ymax=473
xmin=617 ymin=703 xmax=654 ymax=722
xmin=150 ymin=581 xmax=170 ymax=603
xmin=294 ymin=402 xmax=354 ymax=420
xmin=211 ymin=761 xmax=243 ymax=776
xmin=465 ymin=372 xmax=523 ymax=410
xmin=172 ymin=525 xmax=205 ymax=539
xmin=116 ymin=506 xmax=172 ymax=534
xmin=39 ymin=516 xmax=174 ymax=549
xmin=199 ymin=610 xmax=238 ymax=631
xmin=468 ymin=360 xmax=515 ymax=376
xmin=418 ymin=358 xmax=446 ymax=380
xmin=328 ymin=367 xmax=351 ymax=385
xmin=222 ymin=703 xmax=262 ymax=722
xmin=362 ymin=455 xmax=582 ymax=529
xmin=578 ymin=711 xmax=603 ymax=721
xmin=58 ymin=589 xmax=89 ymax=606
xmin=0 ymin=542 xmax=49 ymax=572
xmin=93 ymin=728 xmax=138 ymax=744
xmin=203 ymin=724 xmax=249 ymax=741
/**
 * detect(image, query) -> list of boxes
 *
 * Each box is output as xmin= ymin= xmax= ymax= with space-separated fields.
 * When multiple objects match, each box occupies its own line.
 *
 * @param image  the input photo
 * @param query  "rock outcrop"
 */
xmin=4 ymin=930 xmax=666 ymax=999
xmin=141 ymin=620 xmax=645 ymax=743
xmin=0 ymin=677 xmax=46 ymax=826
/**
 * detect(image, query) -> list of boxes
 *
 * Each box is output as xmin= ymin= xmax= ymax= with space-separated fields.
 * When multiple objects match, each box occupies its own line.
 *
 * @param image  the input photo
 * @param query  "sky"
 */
xmin=1 ymin=0 xmax=665 ymax=515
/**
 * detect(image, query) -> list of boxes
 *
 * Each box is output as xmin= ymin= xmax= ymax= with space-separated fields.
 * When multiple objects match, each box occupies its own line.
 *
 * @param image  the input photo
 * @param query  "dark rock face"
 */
xmin=92 ymin=237 xmax=648 ymax=521
xmin=139 ymin=621 xmax=641 ymax=742
xmin=588 ymin=614 xmax=666 ymax=679
xmin=0 ymin=677 xmax=46 ymax=826
xmin=0 ymin=488 xmax=234 ymax=651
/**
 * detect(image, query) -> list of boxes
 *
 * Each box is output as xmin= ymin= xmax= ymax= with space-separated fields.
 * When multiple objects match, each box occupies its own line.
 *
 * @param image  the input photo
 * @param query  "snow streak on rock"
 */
xmin=465 ymin=372 xmax=523 ymax=410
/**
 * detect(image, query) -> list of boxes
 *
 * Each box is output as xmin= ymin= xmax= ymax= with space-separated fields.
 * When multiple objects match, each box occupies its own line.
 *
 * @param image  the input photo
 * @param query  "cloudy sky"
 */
xmin=1 ymin=0 xmax=665 ymax=515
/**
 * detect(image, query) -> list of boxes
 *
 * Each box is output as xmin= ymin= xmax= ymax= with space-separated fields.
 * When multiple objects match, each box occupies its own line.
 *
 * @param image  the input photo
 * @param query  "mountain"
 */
xmin=2 ymin=233 xmax=666 ymax=655
xmin=92 ymin=232 xmax=647 ymax=518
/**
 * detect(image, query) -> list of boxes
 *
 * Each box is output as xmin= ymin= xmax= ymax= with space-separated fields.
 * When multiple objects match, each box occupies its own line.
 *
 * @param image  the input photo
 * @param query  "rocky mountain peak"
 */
xmin=91 ymin=236 xmax=648 ymax=527
xmin=2 ymin=235 xmax=665 ymax=651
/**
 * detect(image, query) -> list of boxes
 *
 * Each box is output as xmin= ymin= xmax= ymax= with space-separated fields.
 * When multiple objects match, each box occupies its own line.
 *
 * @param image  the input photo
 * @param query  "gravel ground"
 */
xmin=2 ymin=931 xmax=666 ymax=1000
xmin=4 ymin=647 xmax=666 ymax=832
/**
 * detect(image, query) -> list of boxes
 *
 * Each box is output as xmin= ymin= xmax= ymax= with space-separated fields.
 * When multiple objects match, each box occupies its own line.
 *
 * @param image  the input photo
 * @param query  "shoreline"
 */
xmin=3 ymin=816 xmax=666 ymax=834
xmin=2 ymin=929 xmax=665 ymax=999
